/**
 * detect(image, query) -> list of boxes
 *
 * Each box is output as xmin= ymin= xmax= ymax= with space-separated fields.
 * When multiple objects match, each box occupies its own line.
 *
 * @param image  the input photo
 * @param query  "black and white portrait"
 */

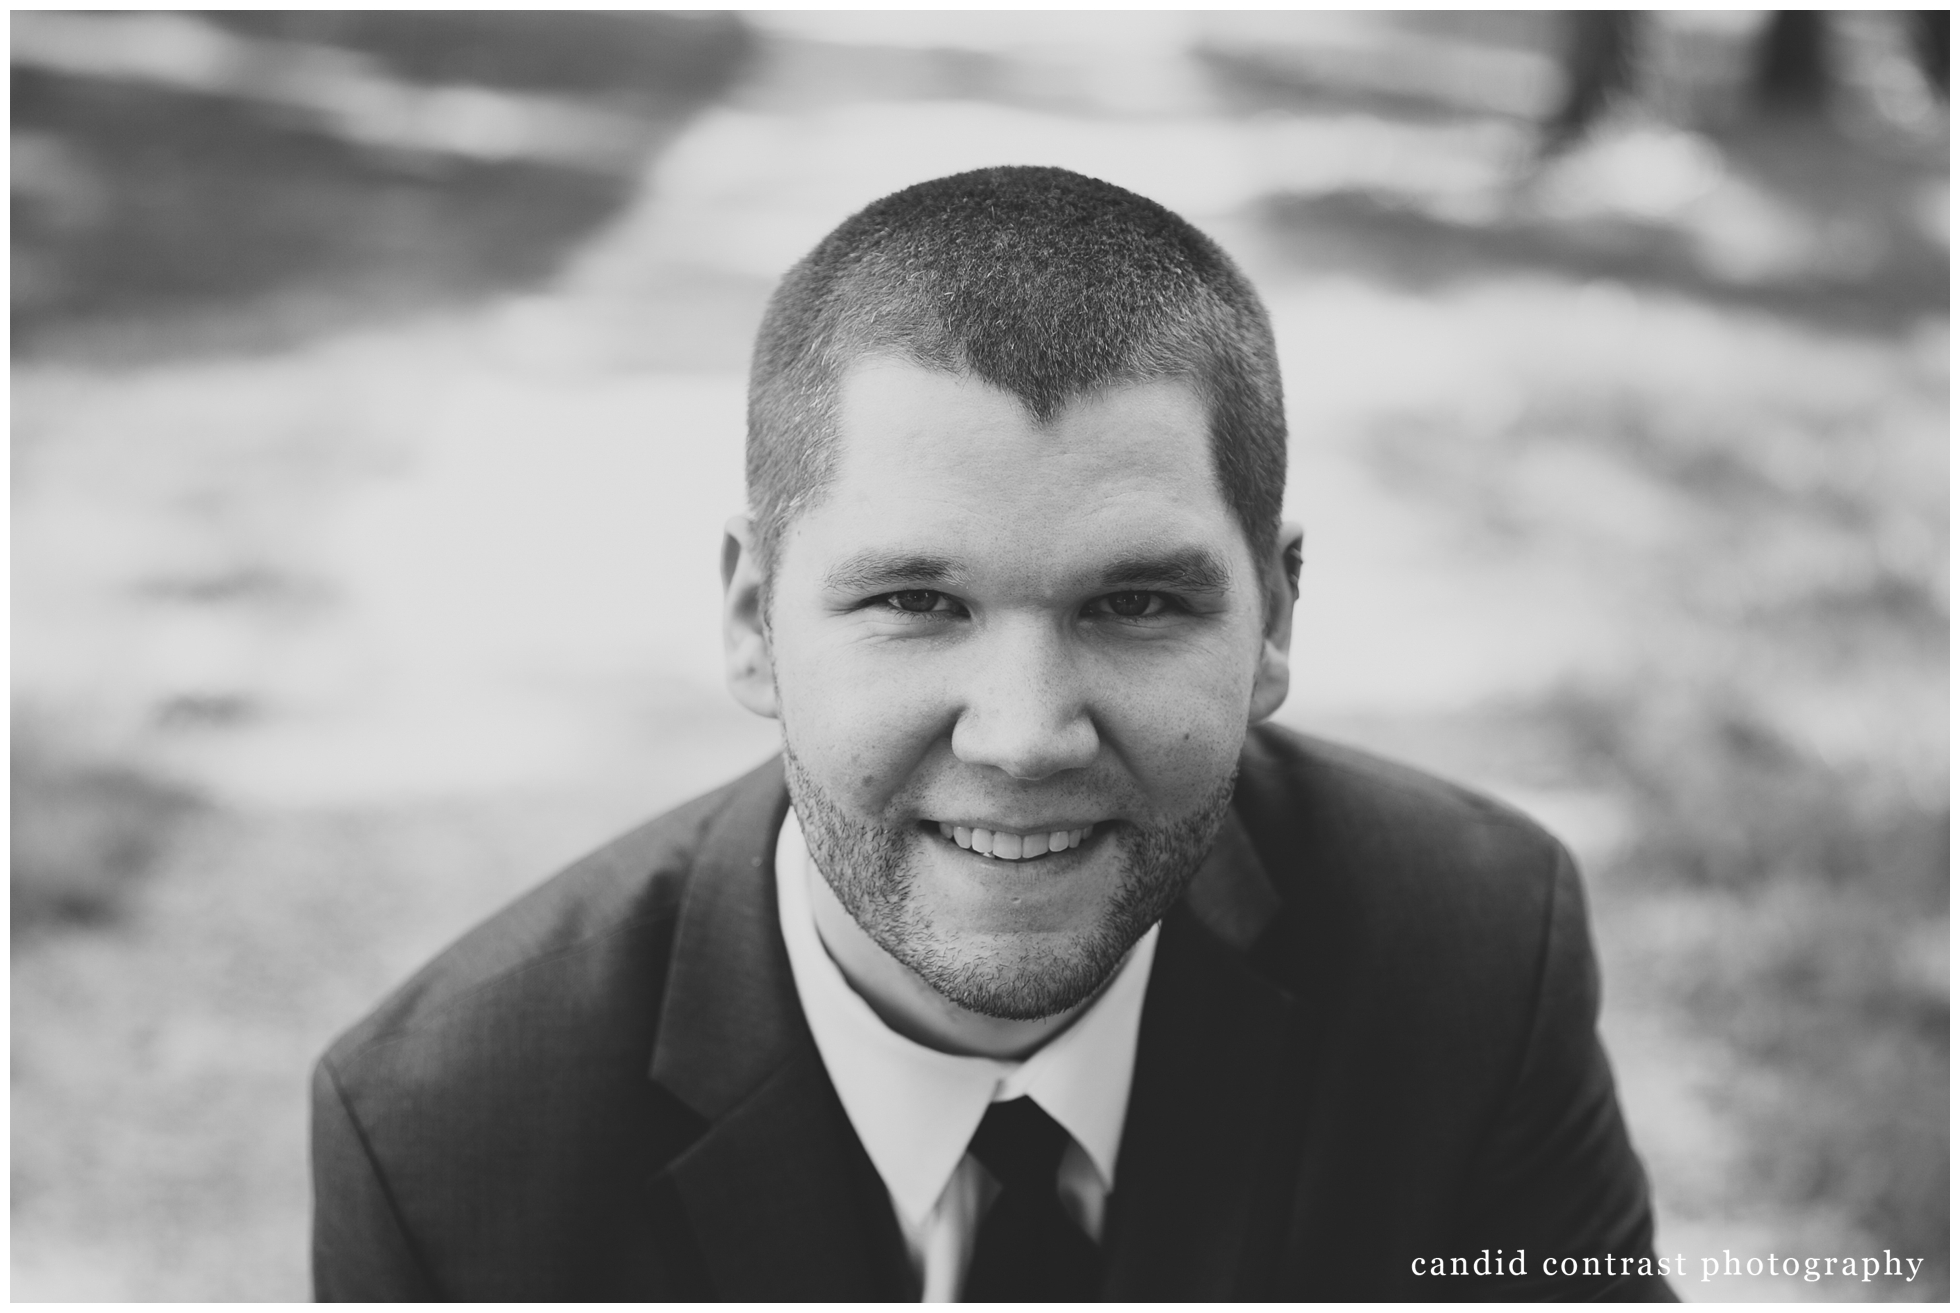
xmin=12 ymin=10 xmax=1948 ymax=1301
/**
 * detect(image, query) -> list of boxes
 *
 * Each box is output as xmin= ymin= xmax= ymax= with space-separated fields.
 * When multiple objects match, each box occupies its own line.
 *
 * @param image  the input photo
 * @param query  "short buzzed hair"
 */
xmin=746 ymin=165 xmax=1287 ymax=606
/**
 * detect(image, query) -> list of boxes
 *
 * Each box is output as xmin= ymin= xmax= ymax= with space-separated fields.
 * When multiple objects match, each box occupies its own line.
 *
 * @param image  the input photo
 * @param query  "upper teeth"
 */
xmin=936 ymin=822 xmax=1092 ymax=860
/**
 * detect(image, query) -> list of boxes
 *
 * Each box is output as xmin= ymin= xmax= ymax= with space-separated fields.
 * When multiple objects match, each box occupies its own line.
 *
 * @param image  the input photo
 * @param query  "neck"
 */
xmin=806 ymin=860 xmax=1092 ymax=1060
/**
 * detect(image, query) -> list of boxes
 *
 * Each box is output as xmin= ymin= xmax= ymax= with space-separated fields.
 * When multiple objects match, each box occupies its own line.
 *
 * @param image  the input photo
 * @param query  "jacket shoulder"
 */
xmin=1230 ymin=729 xmax=1657 ymax=1298
xmin=1233 ymin=722 xmax=1584 ymax=1051
xmin=322 ymin=757 xmax=777 ymax=1072
xmin=312 ymin=760 xmax=784 ymax=1298
xmin=1241 ymin=721 xmax=1558 ymax=844
xmin=1237 ymin=720 xmax=1570 ymax=905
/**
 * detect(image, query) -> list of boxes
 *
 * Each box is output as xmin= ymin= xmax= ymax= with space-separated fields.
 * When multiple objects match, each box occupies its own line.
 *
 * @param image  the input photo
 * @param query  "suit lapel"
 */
xmin=1101 ymin=808 xmax=1304 ymax=1300
xmin=662 ymin=1046 xmax=914 ymax=1299
xmin=646 ymin=758 xmax=913 ymax=1300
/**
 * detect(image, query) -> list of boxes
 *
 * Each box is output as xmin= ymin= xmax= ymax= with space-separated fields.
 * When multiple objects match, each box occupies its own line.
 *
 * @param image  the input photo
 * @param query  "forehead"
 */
xmin=781 ymin=359 xmax=1246 ymax=588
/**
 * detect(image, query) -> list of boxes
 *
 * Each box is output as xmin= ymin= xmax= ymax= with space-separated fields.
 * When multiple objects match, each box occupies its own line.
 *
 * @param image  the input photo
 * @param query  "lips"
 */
xmin=933 ymin=821 xmax=1094 ymax=861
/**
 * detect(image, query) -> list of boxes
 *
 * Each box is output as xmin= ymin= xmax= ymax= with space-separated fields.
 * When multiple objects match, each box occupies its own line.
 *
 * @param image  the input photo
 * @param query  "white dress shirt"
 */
xmin=774 ymin=808 xmax=1159 ymax=1302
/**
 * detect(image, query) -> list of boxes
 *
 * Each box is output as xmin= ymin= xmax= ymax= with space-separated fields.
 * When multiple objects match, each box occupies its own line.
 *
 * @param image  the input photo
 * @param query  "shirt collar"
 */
xmin=774 ymin=807 xmax=1157 ymax=1230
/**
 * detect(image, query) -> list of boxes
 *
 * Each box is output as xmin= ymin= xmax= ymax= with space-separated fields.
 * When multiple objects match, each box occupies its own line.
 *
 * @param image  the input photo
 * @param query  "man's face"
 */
xmin=752 ymin=359 xmax=1288 ymax=1020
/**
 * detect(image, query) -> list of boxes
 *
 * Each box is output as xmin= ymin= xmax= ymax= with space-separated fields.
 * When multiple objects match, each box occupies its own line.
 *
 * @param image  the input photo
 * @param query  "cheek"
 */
xmin=1096 ymin=643 xmax=1258 ymax=802
xmin=773 ymin=631 xmax=949 ymax=809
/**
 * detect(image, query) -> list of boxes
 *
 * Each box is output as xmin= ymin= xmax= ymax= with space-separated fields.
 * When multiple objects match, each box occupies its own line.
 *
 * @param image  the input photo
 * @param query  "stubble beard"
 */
xmin=782 ymin=742 xmax=1238 ymax=1021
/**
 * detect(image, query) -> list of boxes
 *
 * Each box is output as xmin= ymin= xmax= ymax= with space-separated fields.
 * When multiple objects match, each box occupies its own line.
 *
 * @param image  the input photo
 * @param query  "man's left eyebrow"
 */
xmin=1096 ymin=548 xmax=1233 ymax=593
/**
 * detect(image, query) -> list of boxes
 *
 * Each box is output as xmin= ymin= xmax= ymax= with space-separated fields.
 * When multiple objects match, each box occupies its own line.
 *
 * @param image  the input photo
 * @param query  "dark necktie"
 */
xmin=961 ymin=1097 xmax=1101 ymax=1301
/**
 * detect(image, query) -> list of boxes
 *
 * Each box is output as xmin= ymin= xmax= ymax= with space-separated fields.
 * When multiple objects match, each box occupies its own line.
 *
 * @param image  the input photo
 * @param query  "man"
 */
xmin=312 ymin=166 xmax=1672 ymax=1301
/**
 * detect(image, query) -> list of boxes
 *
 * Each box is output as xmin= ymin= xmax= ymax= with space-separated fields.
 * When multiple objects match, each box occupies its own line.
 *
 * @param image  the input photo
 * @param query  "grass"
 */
xmin=1292 ymin=253 xmax=1947 ymax=1294
xmin=11 ymin=13 xmax=751 ymax=361
xmin=1547 ymin=678 xmax=1948 ymax=1295
xmin=12 ymin=719 xmax=205 ymax=930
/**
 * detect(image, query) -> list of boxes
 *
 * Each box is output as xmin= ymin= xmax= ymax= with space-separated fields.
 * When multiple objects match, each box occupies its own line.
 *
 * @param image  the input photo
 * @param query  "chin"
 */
xmin=898 ymin=924 xmax=1132 ymax=1021
xmin=784 ymin=743 xmax=1238 ymax=1019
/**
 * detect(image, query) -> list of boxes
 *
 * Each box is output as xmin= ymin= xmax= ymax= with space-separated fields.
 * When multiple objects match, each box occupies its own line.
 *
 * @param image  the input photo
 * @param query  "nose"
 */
xmin=950 ymin=619 xmax=1100 ymax=781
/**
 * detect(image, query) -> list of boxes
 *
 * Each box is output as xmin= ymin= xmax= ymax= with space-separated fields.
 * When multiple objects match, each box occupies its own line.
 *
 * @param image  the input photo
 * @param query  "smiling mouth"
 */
xmin=932 ymin=821 xmax=1095 ymax=861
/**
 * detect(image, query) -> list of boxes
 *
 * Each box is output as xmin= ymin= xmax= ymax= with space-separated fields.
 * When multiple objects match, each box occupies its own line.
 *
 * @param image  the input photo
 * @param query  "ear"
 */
xmin=721 ymin=515 xmax=779 ymax=719
xmin=1248 ymin=520 xmax=1303 ymax=725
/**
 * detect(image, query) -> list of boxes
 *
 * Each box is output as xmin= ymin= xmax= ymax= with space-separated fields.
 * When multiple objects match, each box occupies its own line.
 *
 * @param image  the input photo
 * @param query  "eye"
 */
xmin=1093 ymin=591 xmax=1167 ymax=619
xmin=882 ymin=590 xmax=954 ymax=615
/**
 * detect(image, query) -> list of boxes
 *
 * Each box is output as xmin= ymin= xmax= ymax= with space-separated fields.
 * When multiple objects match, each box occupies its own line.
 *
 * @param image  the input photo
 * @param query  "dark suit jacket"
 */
xmin=311 ymin=723 xmax=1672 ymax=1300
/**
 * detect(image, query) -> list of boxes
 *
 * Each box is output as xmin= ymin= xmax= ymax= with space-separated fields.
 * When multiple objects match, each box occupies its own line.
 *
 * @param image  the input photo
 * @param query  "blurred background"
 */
xmin=10 ymin=10 xmax=1947 ymax=1301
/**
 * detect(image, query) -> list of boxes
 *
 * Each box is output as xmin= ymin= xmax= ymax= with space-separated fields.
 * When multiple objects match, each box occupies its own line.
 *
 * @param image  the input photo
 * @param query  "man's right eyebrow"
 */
xmin=821 ymin=551 xmax=961 ymax=594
